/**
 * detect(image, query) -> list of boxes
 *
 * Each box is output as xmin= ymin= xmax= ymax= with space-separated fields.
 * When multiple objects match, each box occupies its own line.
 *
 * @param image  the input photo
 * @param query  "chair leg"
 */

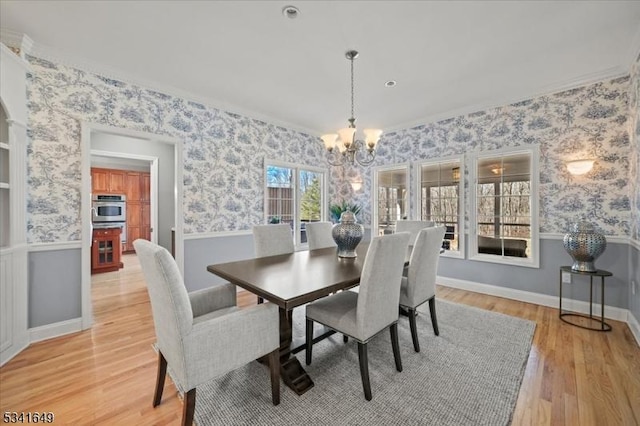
xmin=428 ymin=296 xmax=439 ymax=336
xmin=268 ymin=348 xmax=280 ymax=405
xmin=182 ymin=388 xmax=196 ymax=426
xmin=153 ymin=351 xmax=167 ymax=407
xmin=343 ymin=335 xmax=348 ymax=343
xmin=408 ymin=307 xmax=420 ymax=352
xmin=390 ymin=323 xmax=403 ymax=372
xmin=357 ymin=342 xmax=372 ymax=401
xmin=257 ymin=296 xmax=264 ymax=304
xmin=305 ymin=318 xmax=314 ymax=365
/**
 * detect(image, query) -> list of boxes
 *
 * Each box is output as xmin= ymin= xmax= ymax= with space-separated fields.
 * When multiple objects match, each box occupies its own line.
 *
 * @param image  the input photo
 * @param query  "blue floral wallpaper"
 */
xmin=359 ymin=76 xmax=633 ymax=237
xmin=25 ymin=57 xmax=326 ymax=242
xmin=25 ymin=55 xmax=635 ymax=243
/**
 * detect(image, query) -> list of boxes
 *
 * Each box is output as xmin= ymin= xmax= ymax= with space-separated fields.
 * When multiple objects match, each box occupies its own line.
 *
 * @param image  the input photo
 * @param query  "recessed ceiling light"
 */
xmin=385 ymin=80 xmax=397 ymax=88
xmin=282 ymin=5 xmax=300 ymax=19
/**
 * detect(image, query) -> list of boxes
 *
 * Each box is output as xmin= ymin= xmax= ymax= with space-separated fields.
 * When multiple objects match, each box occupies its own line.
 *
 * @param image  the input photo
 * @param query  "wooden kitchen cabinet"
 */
xmin=109 ymin=170 xmax=126 ymax=193
xmin=91 ymin=167 xmax=126 ymax=195
xmin=122 ymin=171 xmax=151 ymax=252
xmin=125 ymin=172 xmax=142 ymax=200
xmin=91 ymin=227 xmax=122 ymax=274
xmin=91 ymin=168 xmax=110 ymax=193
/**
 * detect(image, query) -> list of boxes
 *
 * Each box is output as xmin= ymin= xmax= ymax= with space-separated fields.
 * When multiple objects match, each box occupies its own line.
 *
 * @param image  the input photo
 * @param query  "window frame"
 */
xmin=264 ymin=159 xmax=328 ymax=249
xmin=372 ymin=162 xmax=411 ymax=237
xmin=414 ymin=154 xmax=465 ymax=259
xmin=469 ymin=146 xmax=540 ymax=268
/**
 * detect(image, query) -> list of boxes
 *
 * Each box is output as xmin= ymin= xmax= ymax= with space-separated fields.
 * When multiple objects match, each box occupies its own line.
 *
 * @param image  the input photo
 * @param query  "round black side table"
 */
xmin=558 ymin=266 xmax=612 ymax=332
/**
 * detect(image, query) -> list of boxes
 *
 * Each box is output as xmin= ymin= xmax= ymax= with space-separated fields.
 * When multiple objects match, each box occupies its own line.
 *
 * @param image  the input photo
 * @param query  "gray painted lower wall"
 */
xmin=183 ymin=228 xmax=374 ymax=292
xmin=185 ymin=235 xmax=632 ymax=309
xmin=630 ymin=242 xmax=640 ymax=320
xmin=183 ymin=234 xmax=255 ymax=291
xmin=27 ymin=234 xmax=635 ymax=330
xmin=439 ymin=238 xmax=630 ymax=309
xmin=28 ymin=249 xmax=81 ymax=328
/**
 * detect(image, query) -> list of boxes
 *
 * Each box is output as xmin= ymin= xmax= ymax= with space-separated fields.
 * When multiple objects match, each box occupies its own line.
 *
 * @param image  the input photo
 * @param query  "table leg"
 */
xmin=278 ymin=307 xmax=314 ymax=395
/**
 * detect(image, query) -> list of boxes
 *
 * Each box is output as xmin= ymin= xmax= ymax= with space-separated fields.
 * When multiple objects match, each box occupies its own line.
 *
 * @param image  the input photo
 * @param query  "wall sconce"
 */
xmin=452 ymin=167 xmax=460 ymax=181
xmin=566 ymin=159 xmax=595 ymax=175
xmin=350 ymin=178 xmax=363 ymax=192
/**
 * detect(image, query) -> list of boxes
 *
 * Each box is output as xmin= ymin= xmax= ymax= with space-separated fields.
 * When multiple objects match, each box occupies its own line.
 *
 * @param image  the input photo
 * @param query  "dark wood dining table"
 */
xmin=206 ymin=243 xmax=375 ymax=395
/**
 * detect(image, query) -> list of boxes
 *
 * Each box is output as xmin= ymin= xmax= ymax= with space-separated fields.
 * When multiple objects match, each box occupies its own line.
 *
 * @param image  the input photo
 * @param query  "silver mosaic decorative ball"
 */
xmin=332 ymin=210 xmax=364 ymax=258
xmin=562 ymin=221 xmax=607 ymax=272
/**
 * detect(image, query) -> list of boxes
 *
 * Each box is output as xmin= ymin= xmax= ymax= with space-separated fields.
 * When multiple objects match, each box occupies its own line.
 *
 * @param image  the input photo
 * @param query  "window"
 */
xmin=264 ymin=160 xmax=327 ymax=247
xmin=373 ymin=163 xmax=410 ymax=236
xmin=470 ymin=148 xmax=539 ymax=267
xmin=416 ymin=156 xmax=464 ymax=258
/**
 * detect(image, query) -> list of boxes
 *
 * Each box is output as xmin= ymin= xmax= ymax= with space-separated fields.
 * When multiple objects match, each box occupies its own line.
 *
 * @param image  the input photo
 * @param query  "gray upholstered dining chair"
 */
xmin=134 ymin=239 xmax=280 ymax=426
xmin=304 ymin=232 xmax=411 ymax=401
xmin=253 ymin=223 xmax=295 ymax=303
xmin=399 ymin=226 xmax=446 ymax=352
xmin=305 ymin=221 xmax=336 ymax=250
xmin=253 ymin=223 xmax=295 ymax=256
xmin=395 ymin=220 xmax=435 ymax=277
xmin=395 ymin=220 xmax=434 ymax=246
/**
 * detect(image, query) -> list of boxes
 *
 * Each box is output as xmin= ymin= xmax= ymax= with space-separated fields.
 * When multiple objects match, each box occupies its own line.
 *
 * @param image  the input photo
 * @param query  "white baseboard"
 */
xmin=0 ymin=341 xmax=29 ymax=367
xmin=437 ymin=276 xmax=629 ymax=322
xmin=628 ymin=311 xmax=640 ymax=347
xmin=29 ymin=318 xmax=83 ymax=343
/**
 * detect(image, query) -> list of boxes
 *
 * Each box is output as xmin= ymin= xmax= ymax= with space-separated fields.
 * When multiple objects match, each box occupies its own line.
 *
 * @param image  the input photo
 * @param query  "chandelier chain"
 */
xmin=350 ymin=54 xmax=355 ymax=122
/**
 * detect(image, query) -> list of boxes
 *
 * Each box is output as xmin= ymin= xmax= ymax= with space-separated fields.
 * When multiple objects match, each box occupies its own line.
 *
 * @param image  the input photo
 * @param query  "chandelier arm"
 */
xmin=326 ymin=150 xmax=347 ymax=167
xmin=353 ymin=140 xmax=376 ymax=166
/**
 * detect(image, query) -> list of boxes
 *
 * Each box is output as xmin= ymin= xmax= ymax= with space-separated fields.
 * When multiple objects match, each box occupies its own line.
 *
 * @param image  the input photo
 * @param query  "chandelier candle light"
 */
xmin=321 ymin=50 xmax=382 ymax=167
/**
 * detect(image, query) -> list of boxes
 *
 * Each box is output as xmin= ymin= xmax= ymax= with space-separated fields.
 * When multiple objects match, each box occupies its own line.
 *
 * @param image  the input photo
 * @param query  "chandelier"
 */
xmin=321 ymin=50 xmax=382 ymax=167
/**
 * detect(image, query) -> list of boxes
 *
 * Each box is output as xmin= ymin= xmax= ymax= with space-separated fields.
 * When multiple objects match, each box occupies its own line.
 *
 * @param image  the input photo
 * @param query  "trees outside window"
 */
xmin=470 ymin=148 xmax=539 ymax=267
xmin=417 ymin=156 xmax=464 ymax=258
xmin=265 ymin=161 xmax=326 ymax=247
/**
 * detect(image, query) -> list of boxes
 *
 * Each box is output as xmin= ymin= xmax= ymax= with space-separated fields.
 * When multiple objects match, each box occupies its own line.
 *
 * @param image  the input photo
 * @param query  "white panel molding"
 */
xmin=540 ymin=233 xmax=630 ymax=245
xmin=184 ymin=230 xmax=253 ymax=240
xmin=630 ymin=238 xmax=640 ymax=251
xmin=0 ymin=340 xmax=28 ymax=367
xmin=437 ymin=275 xmax=629 ymax=322
xmin=28 ymin=241 xmax=82 ymax=252
xmin=29 ymin=318 xmax=82 ymax=344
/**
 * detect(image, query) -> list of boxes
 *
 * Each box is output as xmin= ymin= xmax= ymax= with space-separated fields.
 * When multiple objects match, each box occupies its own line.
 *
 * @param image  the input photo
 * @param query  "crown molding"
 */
xmin=25 ymin=40 xmax=319 ymax=137
xmin=384 ymin=66 xmax=630 ymax=134
xmin=0 ymin=43 xmax=32 ymax=72
xmin=0 ymin=29 xmax=33 ymax=58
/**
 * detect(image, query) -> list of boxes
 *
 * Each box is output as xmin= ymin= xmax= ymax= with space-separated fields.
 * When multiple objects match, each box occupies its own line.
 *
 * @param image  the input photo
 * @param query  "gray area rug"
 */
xmin=193 ymin=300 xmax=535 ymax=426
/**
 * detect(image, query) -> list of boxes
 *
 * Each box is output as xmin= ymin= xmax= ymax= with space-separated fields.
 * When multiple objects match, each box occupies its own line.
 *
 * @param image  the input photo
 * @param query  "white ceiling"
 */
xmin=2 ymin=1 xmax=640 ymax=136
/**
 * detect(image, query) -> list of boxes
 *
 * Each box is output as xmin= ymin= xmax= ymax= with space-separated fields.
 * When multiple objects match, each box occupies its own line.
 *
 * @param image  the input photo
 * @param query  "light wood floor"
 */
xmin=1 ymin=254 xmax=638 ymax=425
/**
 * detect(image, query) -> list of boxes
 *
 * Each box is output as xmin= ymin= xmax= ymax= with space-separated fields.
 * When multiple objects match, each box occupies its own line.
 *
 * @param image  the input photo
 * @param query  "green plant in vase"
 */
xmin=329 ymin=201 xmax=361 ymax=223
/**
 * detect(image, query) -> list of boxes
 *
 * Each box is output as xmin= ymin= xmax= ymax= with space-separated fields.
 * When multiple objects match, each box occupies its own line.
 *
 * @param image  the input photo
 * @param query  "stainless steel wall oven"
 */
xmin=92 ymin=194 xmax=126 ymax=222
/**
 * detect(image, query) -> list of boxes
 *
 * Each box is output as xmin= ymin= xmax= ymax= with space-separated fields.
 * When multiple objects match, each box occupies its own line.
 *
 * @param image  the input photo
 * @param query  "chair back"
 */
xmin=405 ymin=226 xmax=446 ymax=305
xmin=253 ymin=224 xmax=294 ymax=257
xmin=134 ymin=239 xmax=192 ymax=385
xmin=305 ymin=221 xmax=336 ymax=250
xmin=356 ymin=232 xmax=411 ymax=339
xmin=395 ymin=220 xmax=434 ymax=246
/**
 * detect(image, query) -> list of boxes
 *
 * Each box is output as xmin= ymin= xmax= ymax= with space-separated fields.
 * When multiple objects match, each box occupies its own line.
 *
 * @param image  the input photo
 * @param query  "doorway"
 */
xmin=80 ymin=123 xmax=184 ymax=330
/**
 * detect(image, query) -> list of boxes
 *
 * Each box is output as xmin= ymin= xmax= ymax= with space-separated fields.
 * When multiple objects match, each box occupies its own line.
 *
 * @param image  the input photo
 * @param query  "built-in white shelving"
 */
xmin=0 ymin=41 xmax=30 ymax=366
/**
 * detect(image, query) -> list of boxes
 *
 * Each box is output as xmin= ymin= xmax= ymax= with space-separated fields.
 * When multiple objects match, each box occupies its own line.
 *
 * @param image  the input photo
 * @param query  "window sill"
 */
xmin=469 ymin=253 xmax=540 ymax=269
